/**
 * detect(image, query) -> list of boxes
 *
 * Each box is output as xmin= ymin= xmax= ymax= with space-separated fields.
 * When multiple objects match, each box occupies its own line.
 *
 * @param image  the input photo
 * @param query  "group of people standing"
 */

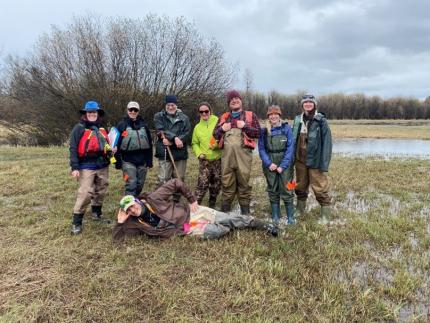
xmin=68 ymin=90 xmax=333 ymax=239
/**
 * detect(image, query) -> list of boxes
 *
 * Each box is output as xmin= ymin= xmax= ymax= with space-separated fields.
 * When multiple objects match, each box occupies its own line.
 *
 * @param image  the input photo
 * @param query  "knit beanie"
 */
xmin=165 ymin=95 xmax=178 ymax=105
xmin=300 ymin=94 xmax=318 ymax=107
xmin=226 ymin=90 xmax=242 ymax=104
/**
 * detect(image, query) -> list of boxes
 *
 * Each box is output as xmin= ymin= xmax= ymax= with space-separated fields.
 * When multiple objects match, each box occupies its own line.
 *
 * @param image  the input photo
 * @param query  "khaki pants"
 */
xmin=295 ymin=160 xmax=331 ymax=206
xmin=157 ymin=159 xmax=187 ymax=187
xmin=187 ymin=206 xmax=255 ymax=239
xmin=73 ymin=167 xmax=109 ymax=214
xmin=221 ymin=128 xmax=253 ymax=207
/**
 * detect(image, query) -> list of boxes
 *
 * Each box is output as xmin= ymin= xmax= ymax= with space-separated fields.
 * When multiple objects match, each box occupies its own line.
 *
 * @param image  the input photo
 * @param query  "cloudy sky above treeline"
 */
xmin=2 ymin=0 xmax=429 ymax=98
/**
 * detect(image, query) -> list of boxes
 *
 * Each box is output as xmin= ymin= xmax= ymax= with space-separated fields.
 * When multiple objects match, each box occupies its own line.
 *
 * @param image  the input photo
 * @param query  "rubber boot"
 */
xmin=285 ymin=204 xmax=296 ymax=225
xmin=208 ymin=197 xmax=216 ymax=209
xmin=270 ymin=202 xmax=281 ymax=224
xmin=91 ymin=205 xmax=111 ymax=224
xmin=318 ymin=205 xmax=331 ymax=225
xmin=240 ymin=205 xmax=251 ymax=215
xmin=249 ymin=218 xmax=278 ymax=237
xmin=220 ymin=203 xmax=231 ymax=213
xmin=296 ymin=199 xmax=306 ymax=217
xmin=71 ymin=213 xmax=83 ymax=235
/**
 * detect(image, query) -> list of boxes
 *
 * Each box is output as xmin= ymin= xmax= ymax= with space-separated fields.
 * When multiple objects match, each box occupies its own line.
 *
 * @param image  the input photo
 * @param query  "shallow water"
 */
xmin=333 ymin=139 xmax=430 ymax=158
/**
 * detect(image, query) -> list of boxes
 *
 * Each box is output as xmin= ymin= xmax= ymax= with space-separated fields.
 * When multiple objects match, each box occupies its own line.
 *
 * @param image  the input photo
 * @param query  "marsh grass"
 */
xmin=0 ymin=146 xmax=429 ymax=322
xmin=329 ymin=119 xmax=430 ymax=140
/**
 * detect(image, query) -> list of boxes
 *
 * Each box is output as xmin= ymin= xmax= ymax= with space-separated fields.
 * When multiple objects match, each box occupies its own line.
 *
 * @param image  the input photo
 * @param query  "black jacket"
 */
xmin=115 ymin=115 xmax=153 ymax=167
xmin=69 ymin=119 xmax=110 ymax=170
xmin=154 ymin=109 xmax=191 ymax=161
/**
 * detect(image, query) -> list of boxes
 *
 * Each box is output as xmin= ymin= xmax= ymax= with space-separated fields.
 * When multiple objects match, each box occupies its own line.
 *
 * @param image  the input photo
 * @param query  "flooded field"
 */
xmin=334 ymin=138 xmax=430 ymax=158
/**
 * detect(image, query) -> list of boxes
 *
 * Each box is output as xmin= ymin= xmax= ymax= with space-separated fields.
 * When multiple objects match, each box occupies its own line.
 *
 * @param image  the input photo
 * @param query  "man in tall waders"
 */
xmin=213 ymin=90 xmax=261 ymax=215
xmin=154 ymin=95 xmax=191 ymax=200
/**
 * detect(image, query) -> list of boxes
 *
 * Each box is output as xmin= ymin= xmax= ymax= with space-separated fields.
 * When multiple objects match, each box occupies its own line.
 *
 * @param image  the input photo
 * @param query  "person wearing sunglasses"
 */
xmin=191 ymin=102 xmax=222 ymax=208
xmin=291 ymin=94 xmax=333 ymax=224
xmin=114 ymin=101 xmax=153 ymax=197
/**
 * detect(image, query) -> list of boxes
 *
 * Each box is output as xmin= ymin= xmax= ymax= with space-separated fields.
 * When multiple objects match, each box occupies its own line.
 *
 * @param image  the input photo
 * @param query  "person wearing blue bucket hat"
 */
xmin=69 ymin=100 xmax=112 ymax=235
xmin=79 ymin=100 xmax=105 ymax=116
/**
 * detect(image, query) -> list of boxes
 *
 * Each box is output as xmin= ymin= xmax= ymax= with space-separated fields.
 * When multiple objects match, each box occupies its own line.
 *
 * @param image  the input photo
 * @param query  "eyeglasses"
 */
xmin=128 ymin=108 xmax=139 ymax=113
xmin=199 ymin=110 xmax=210 ymax=114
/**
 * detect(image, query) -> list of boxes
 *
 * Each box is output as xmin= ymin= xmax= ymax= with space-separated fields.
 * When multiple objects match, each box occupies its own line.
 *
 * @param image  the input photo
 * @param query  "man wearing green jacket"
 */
xmin=191 ymin=102 xmax=222 ymax=208
xmin=292 ymin=94 xmax=333 ymax=224
xmin=154 ymin=95 xmax=191 ymax=187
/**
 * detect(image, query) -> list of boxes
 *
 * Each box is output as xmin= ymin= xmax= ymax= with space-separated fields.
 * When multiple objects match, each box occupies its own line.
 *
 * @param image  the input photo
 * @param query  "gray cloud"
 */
xmin=1 ymin=0 xmax=429 ymax=98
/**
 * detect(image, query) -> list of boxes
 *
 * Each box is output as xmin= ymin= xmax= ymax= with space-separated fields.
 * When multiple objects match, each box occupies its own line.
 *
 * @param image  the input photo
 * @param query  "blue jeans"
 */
xmin=122 ymin=162 xmax=148 ymax=197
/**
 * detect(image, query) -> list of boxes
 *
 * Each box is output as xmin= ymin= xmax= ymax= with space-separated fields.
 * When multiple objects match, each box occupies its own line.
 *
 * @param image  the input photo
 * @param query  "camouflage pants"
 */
xmin=195 ymin=158 xmax=221 ymax=204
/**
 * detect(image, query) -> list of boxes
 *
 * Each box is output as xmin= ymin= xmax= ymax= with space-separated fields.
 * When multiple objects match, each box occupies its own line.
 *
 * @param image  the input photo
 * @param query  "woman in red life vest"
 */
xmin=69 ymin=101 xmax=111 ymax=235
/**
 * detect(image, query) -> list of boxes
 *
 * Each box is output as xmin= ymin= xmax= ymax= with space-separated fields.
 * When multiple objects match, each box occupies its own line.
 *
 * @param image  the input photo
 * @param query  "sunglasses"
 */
xmin=302 ymin=95 xmax=315 ymax=100
xmin=128 ymin=108 xmax=139 ymax=113
xmin=199 ymin=110 xmax=210 ymax=114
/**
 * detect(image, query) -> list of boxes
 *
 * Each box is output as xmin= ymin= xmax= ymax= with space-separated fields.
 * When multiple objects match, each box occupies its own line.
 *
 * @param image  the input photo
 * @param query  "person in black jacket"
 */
xmin=114 ymin=101 xmax=153 ymax=197
xmin=69 ymin=101 xmax=111 ymax=235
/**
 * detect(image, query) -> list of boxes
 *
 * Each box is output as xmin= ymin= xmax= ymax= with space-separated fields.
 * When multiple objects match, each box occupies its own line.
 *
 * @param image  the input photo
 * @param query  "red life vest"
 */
xmin=77 ymin=127 xmax=109 ymax=157
xmin=218 ymin=110 xmax=257 ymax=149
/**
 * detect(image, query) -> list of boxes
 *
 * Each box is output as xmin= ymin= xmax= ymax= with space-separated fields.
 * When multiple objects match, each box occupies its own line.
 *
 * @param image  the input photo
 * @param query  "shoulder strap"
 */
xmin=220 ymin=112 xmax=231 ymax=123
xmin=292 ymin=116 xmax=301 ymax=141
xmin=244 ymin=110 xmax=253 ymax=123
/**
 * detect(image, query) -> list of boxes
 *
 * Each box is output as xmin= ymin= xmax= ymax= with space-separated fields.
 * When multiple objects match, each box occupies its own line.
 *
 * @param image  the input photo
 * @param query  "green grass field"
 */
xmin=0 ymin=144 xmax=429 ymax=322
xmin=329 ymin=120 xmax=430 ymax=140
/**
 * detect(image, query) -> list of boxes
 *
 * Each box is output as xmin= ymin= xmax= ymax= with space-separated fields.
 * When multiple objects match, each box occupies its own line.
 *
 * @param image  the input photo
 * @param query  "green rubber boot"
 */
xmin=318 ymin=205 xmax=331 ymax=225
xmin=270 ymin=202 xmax=281 ymax=224
xmin=285 ymin=204 xmax=296 ymax=225
xmin=296 ymin=199 xmax=306 ymax=217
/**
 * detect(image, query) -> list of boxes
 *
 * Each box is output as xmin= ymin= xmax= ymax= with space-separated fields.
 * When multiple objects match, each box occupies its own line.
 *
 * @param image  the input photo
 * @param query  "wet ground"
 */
xmin=334 ymin=139 xmax=430 ymax=158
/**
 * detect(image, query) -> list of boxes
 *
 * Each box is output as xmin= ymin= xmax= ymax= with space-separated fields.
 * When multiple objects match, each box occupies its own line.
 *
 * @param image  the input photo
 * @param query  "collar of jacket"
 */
xmin=198 ymin=114 xmax=217 ymax=125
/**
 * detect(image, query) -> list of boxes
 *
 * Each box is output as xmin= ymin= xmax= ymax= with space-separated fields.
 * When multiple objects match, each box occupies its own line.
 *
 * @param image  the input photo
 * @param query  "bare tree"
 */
xmin=4 ymin=14 xmax=235 ymax=144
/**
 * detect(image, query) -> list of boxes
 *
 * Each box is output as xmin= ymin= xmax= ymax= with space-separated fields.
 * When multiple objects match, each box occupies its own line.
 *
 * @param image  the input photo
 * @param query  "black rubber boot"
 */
xmin=91 ymin=205 xmax=111 ymax=224
xmin=71 ymin=213 xmax=84 ymax=235
xmin=240 ymin=205 xmax=250 ymax=215
xmin=249 ymin=219 xmax=278 ymax=237
xmin=208 ymin=197 xmax=217 ymax=209
xmin=220 ymin=203 xmax=231 ymax=212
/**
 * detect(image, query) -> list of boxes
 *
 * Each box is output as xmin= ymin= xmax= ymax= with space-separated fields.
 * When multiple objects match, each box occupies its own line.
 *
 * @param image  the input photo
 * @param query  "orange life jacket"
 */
xmin=78 ymin=127 xmax=109 ymax=157
xmin=218 ymin=110 xmax=257 ymax=149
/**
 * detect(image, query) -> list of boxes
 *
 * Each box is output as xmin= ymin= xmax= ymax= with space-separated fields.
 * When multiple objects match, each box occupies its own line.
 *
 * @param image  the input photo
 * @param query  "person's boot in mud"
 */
xmin=71 ymin=213 xmax=83 ymax=235
xmin=91 ymin=205 xmax=111 ymax=224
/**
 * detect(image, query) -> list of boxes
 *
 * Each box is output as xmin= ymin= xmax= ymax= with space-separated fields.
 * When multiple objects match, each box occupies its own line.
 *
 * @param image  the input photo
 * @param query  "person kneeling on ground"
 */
xmin=113 ymin=179 xmax=278 ymax=240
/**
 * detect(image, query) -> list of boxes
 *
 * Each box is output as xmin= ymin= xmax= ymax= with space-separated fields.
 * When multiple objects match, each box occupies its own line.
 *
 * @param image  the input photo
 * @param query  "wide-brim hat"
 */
xmin=80 ymin=100 xmax=105 ymax=116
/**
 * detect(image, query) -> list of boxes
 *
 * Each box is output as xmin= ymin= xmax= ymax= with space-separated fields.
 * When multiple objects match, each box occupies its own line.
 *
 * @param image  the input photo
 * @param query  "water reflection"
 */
xmin=334 ymin=139 xmax=430 ymax=157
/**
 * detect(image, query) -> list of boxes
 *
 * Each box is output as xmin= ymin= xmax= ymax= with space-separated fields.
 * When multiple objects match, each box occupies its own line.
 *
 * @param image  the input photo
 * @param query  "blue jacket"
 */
xmin=258 ymin=123 xmax=294 ymax=170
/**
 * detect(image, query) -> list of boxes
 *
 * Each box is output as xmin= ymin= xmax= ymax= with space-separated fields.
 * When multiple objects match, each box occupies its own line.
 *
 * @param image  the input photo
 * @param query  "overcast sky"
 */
xmin=1 ymin=0 xmax=429 ymax=98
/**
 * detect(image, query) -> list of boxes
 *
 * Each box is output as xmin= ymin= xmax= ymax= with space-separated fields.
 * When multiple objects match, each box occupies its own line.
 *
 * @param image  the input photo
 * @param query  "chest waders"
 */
xmin=263 ymin=127 xmax=295 ymax=225
xmin=221 ymin=128 xmax=253 ymax=209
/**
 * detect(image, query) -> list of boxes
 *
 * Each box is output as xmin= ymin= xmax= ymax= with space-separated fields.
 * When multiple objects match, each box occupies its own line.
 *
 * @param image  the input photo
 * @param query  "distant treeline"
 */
xmin=241 ymin=91 xmax=430 ymax=121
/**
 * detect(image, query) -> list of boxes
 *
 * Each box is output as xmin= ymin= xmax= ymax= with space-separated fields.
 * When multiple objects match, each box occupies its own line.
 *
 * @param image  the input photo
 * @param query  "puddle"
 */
xmin=334 ymin=139 xmax=430 ymax=158
xmin=335 ymin=190 xmax=401 ymax=215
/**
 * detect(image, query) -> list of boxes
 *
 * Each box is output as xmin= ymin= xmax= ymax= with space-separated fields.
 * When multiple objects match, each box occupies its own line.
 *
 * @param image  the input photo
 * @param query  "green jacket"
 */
xmin=191 ymin=115 xmax=221 ymax=161
xmin=154 ymin=109 xmax=191 ymax=161
xmin=292 ymin=112 xmax=332 ymax=172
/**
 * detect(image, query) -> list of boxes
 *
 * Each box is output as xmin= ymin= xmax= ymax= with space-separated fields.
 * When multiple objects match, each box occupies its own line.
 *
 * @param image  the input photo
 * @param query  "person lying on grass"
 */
xmin=113 ymin=179 xmax=278 ymax=240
